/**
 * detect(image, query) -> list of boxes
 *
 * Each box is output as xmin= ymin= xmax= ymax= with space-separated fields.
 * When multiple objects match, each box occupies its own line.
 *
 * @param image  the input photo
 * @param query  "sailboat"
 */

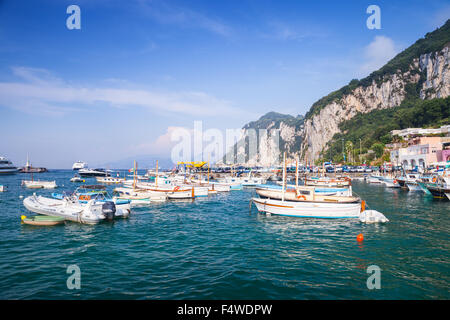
xmin=22 ymin=171 xmax=57 ymax=189
xmin=19 ymin=154 xmax=47 ymax=173
xmin=252 ymin=153 xmax=386 ymax=220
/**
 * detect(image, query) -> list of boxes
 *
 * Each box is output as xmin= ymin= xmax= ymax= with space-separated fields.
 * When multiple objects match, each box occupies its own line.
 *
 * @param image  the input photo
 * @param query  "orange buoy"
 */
xmin=360 ymin=200 xmax=366 ymax=212
xmin=357 ymin=233 xmax=364 ymax=242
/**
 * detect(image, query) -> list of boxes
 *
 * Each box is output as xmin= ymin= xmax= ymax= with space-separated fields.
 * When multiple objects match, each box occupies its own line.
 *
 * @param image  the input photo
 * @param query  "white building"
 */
xmin=391 ymin=125 xmax=450 ymax=138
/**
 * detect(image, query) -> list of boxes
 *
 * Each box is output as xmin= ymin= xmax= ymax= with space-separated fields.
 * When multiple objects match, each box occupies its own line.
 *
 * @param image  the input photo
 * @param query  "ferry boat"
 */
xmin=0 ymin=156 xmax=18 ymax=175
xmin=72 ymin=161 xmax=88 ymax=170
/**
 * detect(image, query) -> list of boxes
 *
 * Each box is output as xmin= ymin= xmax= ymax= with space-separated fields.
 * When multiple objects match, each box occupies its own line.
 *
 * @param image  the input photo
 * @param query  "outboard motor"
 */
xmin=102 ymin=201 xmax=116 ymax=220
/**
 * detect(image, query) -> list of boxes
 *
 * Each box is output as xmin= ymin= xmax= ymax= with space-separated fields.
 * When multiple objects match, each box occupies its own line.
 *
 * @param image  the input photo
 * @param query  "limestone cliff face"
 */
xmin=301 ymin=46 xmax=450 ymax=162
xmin=420 ymin=46 xmax=450 ymax=99
xmin=220 ymin=112 xmax=304 ymax=166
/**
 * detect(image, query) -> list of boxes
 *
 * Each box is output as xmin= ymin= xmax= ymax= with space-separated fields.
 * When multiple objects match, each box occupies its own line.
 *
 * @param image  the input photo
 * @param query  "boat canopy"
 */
xmin=177 ymin=161 xmax=208 ymax=168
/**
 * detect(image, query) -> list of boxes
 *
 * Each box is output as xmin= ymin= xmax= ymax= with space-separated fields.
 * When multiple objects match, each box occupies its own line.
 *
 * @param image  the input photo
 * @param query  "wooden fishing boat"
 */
xmin=305 ymin=177 xmax=351 ymax=187
xmin=22 ymin=180 xmax=57 ymax=189
xmin=252 ymin=197 xmax=363 ymax=218
xmin=21 ymin=215 xmax=65 ymax=226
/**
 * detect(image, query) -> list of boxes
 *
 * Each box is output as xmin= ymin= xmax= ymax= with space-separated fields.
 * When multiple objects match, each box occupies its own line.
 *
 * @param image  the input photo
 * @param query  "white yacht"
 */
xmin=72 ymin=161 xmax=88 ymax=170
xmin=0 ymin=156 xmax=18 ymax=175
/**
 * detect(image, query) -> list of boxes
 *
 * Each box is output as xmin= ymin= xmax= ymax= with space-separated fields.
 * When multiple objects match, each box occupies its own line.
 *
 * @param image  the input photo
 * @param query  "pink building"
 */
xmin=396 ymin=137 xmax=450 ymax=169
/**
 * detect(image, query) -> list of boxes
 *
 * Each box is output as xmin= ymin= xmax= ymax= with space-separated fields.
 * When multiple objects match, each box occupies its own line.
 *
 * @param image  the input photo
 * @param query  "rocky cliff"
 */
xmin=226 ymin=20 xmax=450 ymax=165
xmin=220 ymin=112 xmax=304 ymax=166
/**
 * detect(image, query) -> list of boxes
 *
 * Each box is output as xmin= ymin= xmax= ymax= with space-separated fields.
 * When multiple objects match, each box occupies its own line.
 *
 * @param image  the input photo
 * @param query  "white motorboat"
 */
xmin=96 ymin=176 xmax=125 ymax=184
xmin=72 ymin=161 xmax=88 ymax=170
xmin=0 ymin=185 xmax=5 ymax=192
xmin=113 ymin=187 xmax=166 ymax=205
xmin=51 ymin=186 xmax=131 ymax=218
xmin=70 ymin=175 xmax=85 ymax=183
xmin=405 ymin=181 xmax=422 ymax=191
xmin=359 ymin=210 xmax=389 ymax=223
xmin=23 ymin=194 xmax=114 ymax=224
xmin=0 ymin=156 xmax=18 ymax=175
xmin=367 ymin=175 xmax=383 ymax=184
xmin=219 ymin=172 xmax=266 ymax=187
xmin=22 ymin=180 xmax=57 ymax=189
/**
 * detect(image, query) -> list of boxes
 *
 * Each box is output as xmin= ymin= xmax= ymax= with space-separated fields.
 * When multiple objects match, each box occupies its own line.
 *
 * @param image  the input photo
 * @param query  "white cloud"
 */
xmin=136 ymin=0 xmax=231 ymax=37
xmin=359 ymin=36 xmax=399 ymax=76
xmin=0 ymin=67 xmax=243 ymax=117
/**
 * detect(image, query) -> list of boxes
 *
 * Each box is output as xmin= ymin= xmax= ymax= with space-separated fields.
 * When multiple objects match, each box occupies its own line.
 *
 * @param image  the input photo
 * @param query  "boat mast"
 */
xmin=295 ymin=156 xmax=299 ymax=189
xmin=156 ymin=160 xmax=158 ymax=187
xmin=282 ymin=152 xmax=286 ymax=202
xmin=133 ymin=160 xmax=137 ymax=190
xmin=207 ymin=156 xmax=210 ymax=184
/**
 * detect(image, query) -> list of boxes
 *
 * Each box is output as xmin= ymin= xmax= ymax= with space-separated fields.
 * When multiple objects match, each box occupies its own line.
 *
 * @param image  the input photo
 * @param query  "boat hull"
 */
xmin=23 ymin=195 xmax=105 ymax=224
xmin=252 ymin=198 xmax=362 ymax=218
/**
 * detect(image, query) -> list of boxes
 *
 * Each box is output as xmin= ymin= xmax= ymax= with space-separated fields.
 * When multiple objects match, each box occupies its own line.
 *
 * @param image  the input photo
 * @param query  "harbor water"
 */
xmin=0 ymin=170 xmax=448 ymax=299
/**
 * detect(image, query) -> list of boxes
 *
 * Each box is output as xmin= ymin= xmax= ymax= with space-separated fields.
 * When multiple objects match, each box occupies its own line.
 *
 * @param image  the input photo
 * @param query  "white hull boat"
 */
xmin=252 ymin=197 xmax=362 ymax=219
xmin=359 ymin=210 xmax=389 ymax=223
xmin=113 ymin=187 xmax=167 ymax=205
xmin=0 ymin=185 xmax=5 ymax=192
xmin=23 ymin=194 xmax=113 ymax=224
xmin=406 ymin=182 xmax=422 ymax=191
xmin=96 ymin=176 xmax=125 ymax=184
xmin=208 ymin=183 xmax=231 ymax=192
xmin=367 ymin=176 xmax=382 ymax=184
xmin=382 ymin=178 xmax=400 ymax=188
xmin=22 ymin=180 xmax=57 ymax=189
xmin=256 ymin=185 xmax=352 ymax=198
xmin=305 ymin=178 xmax=351 ymax=187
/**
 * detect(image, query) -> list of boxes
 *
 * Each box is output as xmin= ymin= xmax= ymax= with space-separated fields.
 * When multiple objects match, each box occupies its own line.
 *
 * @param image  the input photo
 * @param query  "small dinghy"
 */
xmin=21 ymin=215 xmax=65 ymax=226
xmin=359 ymin=210 xmax=389 ymax=223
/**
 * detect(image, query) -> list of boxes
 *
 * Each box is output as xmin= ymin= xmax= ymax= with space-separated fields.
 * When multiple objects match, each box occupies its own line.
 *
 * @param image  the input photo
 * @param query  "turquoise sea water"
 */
xmin=0 ymin=170 xmax=448 ymax=299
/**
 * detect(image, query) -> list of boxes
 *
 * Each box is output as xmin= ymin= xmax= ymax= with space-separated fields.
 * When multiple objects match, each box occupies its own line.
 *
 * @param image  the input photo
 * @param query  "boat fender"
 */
xmin=361 ymin=200 xmax=366 ymax=213
xmin=102 ymin=201 xmax=116 ymax=220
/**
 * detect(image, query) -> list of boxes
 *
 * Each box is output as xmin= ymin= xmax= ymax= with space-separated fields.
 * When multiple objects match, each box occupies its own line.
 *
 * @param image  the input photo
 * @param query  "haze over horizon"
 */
xmin=1 ymin=0 xmax=449 ymax=168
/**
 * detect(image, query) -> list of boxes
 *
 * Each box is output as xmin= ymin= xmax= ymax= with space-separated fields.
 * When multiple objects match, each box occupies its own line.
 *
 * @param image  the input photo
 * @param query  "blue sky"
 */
xmin=0 ymin=0 xmax=449 ymax=168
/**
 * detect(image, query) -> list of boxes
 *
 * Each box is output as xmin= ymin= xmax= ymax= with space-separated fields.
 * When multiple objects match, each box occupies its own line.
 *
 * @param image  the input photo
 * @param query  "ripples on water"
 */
xmin=0 ymin=171 xmax=448 ymax=299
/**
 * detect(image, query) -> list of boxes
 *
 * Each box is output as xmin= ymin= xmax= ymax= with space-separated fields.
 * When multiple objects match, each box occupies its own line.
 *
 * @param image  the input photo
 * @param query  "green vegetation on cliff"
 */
xmin=322 ymin=96 xmax=450 ymax=163
xmin=305 ymin=19 xmax=450 ymax=119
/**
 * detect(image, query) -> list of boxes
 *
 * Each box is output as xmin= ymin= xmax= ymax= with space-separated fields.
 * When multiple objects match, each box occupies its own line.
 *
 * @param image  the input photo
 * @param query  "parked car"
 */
xmin=326 ymin=166 xmax=335 ymax=173
xmin=364 ymin=167 xmax=373 ymax=173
